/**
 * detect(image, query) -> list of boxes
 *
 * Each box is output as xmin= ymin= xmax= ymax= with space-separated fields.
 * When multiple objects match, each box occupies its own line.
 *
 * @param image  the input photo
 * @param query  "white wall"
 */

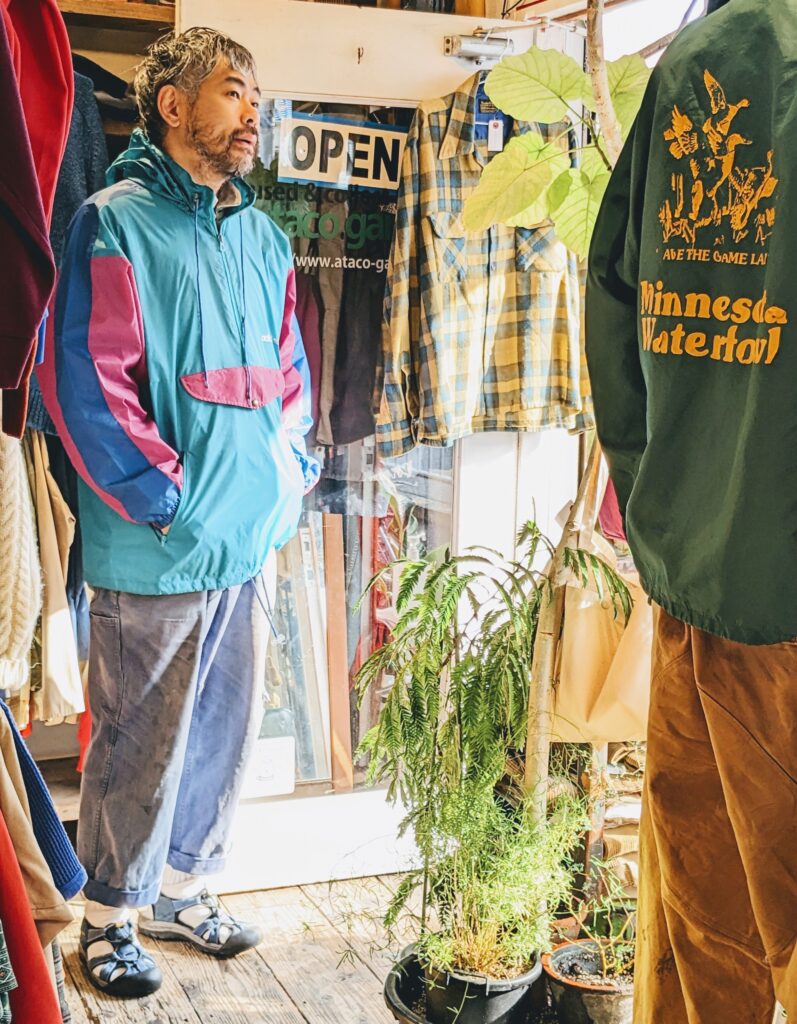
xmin=180 ymin=0 xmax=536 ymax=106
xmin=604 ymin=0 xmax=702 ymax=61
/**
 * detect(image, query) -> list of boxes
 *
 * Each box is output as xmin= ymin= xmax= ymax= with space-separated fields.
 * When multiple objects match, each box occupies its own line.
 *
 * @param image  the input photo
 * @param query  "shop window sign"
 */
xmin=278 ymin=113 xmax=407 ymax=191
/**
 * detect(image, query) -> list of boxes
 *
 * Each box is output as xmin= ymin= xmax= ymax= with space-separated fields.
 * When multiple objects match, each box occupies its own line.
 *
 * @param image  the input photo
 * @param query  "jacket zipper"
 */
xmin=216 ymin=221 xmax=253 ymax=405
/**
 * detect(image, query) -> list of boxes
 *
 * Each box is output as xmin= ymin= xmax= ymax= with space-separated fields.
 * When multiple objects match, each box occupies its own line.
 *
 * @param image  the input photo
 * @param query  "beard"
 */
xmin=187 ymin=109 xmax=258 ymax=180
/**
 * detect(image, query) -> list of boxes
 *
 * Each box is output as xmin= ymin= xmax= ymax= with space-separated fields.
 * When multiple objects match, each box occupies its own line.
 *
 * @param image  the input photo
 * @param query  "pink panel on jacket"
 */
xmin=88 ymin=257 xmax=183 ymax=492
xmin=279 ymin=268 xmax=304 ymax=429
xmin=36 ymin=299 xmax=130 ymax=523
xmin=180 ymin=365 xmax=285 ymax=409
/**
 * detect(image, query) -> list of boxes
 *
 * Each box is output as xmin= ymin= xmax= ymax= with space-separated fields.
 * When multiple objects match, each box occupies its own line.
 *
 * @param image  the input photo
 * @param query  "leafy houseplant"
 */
xmin=460 ymin=2 xmax=652 ymax=817
xmin=457 ymin=0 xmax=654 ymax=861
xmin=356 ymin=525 xmax=630 ymax=1024
xmin=462 ymin=45 xmax=651 ymax=257
xmin=544 ymin=863 xmax=636 ymax=1024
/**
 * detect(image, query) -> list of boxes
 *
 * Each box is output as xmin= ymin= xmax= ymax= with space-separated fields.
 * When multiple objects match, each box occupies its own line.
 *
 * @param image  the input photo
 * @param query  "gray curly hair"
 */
xmin=134 ymin=27 xmax=257 ymax=145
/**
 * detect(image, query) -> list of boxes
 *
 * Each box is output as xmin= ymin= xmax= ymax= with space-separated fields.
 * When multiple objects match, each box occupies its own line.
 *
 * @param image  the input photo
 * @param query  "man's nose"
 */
xmin=243 ymin=103 xmax=258 ymax=127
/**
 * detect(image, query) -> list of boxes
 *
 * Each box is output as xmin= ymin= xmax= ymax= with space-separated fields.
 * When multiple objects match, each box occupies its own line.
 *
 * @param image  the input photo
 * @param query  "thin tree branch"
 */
xmin=586 ymin=0 xmax=623 ymax=168
xmin=523 ymin=440 xmax=602 ymax=812
xmin=590 ymin=130 xmax=613 ymax=172
xmin=639 ymin=30 xmax=678 ymax=60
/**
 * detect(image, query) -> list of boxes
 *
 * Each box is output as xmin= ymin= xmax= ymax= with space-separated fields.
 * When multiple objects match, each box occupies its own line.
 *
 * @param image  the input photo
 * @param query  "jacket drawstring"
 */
xmin=253 ymin=569 xmax=285 ymax=646
xmin=193 ymin=196 xmax=209 ymax=387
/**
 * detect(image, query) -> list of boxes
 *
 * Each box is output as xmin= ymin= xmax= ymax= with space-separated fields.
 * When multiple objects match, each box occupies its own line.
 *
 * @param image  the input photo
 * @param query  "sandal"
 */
xmin=139 ymin=889 xmax=262 ymax=958
xmin=79 ymin=918 xmax=162 ymax=999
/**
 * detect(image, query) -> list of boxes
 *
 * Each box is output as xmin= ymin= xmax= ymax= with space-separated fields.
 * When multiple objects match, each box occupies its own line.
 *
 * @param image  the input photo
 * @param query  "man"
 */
xmin=587 ymin=1 xmax=796 ymax=1021
xmin=46 ymin=28 xmax=318 ymax=997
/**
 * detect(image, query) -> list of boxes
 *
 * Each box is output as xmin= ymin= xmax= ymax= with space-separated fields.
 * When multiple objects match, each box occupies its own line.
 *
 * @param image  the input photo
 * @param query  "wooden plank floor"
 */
xmin=61 ymin=877 xmax=414 ymax=1024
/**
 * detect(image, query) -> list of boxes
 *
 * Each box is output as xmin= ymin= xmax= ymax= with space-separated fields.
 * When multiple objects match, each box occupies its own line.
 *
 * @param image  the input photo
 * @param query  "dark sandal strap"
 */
xmin=85 ymin=923 xmax=155 ymax=981
xmin=174 ymin=891 xmax=241 ymax=945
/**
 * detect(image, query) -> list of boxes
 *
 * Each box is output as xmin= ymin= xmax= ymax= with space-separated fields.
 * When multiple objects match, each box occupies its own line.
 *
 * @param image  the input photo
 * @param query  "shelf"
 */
xmin=58 ymin=0 xmax=175 ymax=30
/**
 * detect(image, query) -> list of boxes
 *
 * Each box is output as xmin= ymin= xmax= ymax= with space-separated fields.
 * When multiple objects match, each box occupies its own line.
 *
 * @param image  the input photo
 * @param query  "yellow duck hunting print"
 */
xmin=658 ymin=70 xmax=778 ymax=249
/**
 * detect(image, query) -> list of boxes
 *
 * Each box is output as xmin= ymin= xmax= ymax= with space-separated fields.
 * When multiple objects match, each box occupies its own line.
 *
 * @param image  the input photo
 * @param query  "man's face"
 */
xmin=185 ymin=59 xmax=260 ymax=179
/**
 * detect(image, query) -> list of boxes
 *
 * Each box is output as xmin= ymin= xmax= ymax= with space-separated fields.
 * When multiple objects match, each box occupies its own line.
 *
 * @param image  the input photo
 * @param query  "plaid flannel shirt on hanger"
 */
xmin=375 ymin=74 xmax=593 ymax=459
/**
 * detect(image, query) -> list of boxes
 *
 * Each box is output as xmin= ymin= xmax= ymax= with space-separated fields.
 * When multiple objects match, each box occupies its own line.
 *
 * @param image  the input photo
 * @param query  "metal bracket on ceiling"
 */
xmin=444 ymin=25 xmax=515 ymax=66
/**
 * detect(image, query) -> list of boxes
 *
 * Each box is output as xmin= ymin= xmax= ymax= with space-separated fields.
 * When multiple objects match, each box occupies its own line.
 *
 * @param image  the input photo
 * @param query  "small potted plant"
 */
xmin=543 ymin=864 xmax=636 ymax=1024
xmin=356 ymin=525 xmax=629 ymax=1024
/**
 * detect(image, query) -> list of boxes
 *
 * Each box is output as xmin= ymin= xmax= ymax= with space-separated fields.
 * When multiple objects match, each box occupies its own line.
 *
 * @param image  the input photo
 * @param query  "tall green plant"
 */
xmin=463 ymin=48 xmax=651 ymax=257
xmin=356 ymin=525 xmax=630 ymax=979
xmin=574 ymin=860 xmax=637 ymax=980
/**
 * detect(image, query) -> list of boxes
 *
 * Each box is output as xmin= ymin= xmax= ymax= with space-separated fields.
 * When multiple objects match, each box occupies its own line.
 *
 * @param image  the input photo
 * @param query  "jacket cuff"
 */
xmin=151 ymin=492 xmax=181 ymax=529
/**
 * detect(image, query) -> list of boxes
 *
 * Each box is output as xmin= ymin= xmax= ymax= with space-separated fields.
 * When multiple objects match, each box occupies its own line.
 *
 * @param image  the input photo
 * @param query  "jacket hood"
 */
xmin=106 ymin=128 xmax=255 ymax=215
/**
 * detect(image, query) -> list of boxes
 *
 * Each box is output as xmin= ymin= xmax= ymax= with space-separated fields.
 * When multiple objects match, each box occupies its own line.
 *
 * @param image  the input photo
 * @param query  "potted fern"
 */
xmin=356 ymin=525 xmax=630 ymax=1024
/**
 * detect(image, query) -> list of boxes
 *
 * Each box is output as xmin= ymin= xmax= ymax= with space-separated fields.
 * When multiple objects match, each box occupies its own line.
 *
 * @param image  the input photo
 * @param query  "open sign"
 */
xmin=278 ymin=114 xmax=407 ymax=191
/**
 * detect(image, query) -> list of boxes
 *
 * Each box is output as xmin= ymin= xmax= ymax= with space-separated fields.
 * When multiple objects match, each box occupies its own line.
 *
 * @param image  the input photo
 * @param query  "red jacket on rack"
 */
xmin=0 ymin=10 xmax=54 ymax=398
xmin=1 ymin=0 xmax=73 ymax=437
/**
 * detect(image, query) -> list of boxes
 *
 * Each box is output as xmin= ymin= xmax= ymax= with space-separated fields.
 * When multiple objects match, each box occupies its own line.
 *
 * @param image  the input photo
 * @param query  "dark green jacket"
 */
xmin=587 ymin=0 xmax=795 ymax=645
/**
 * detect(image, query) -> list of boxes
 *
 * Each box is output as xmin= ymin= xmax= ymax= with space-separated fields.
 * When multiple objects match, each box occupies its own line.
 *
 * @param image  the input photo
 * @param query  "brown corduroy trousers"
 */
xmin=635 ymin=608 xmax=797 ymax=1023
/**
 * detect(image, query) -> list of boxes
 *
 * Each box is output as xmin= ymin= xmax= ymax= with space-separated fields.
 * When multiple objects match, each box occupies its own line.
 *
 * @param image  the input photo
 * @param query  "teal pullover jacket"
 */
xmin=45 ymin=131 xmax=319 ymax=595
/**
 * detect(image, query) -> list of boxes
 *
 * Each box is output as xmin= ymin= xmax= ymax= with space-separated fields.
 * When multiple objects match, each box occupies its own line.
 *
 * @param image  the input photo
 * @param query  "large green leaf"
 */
xmin=580 ymin=145 xmax=610 ymax=179
xmin=505 ymin=199 xmax=551 ymax=230
xmin=607 ymin=54 xmax=652 ymax=138
xmin=549 ymin=167 xmax=611 ymax=258
xmin=485 ymin=48 xmax=595 ymax=124
xmin=463 ymin=132 xmax=569 ymax=231
xmin=548 ymin=168 xmax=578 ymax=216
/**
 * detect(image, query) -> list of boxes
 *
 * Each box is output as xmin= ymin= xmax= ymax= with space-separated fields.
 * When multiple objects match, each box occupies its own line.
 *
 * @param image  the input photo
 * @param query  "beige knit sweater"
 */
xmin=0 ymin=403 xmax=41 ymax=691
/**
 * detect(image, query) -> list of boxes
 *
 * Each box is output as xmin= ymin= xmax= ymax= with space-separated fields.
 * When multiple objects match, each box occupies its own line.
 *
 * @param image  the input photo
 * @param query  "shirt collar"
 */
xmin=438 ymin=72 xmax=536 ymax=161
xmin=439 ymin=74 xmax=481 ymax=160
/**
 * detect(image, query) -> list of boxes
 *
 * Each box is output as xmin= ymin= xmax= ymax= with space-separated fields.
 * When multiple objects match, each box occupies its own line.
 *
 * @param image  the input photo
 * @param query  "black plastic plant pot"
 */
xmin=542 ymin=940 xmax=633 ymax=1024
xmin=385 ymin=950 xmax=543 ymax=1024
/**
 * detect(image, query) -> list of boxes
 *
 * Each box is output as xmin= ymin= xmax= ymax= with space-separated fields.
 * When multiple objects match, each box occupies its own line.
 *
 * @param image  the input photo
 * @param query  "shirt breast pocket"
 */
xmin=428 ymin=212 xmax=469 ymax=283
xmin=515 ymin=226 xmax=568 ymax=274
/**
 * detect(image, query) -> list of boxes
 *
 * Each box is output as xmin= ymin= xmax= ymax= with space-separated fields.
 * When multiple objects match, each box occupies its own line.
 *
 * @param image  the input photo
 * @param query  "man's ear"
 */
xmin=157 ymin=84 xmax=183 ymax=129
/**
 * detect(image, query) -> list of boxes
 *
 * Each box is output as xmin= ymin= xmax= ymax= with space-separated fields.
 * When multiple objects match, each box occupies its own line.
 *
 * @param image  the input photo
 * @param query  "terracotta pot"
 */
xmin=542 ymin=940 xmax=633 ymax=1024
